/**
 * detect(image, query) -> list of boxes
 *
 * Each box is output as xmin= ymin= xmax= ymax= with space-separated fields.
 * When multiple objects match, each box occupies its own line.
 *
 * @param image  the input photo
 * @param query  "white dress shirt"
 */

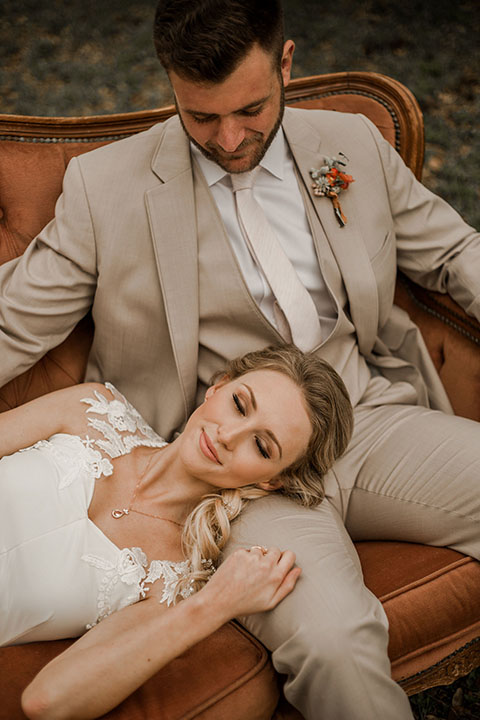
xmin=191 ymin=129 xmax=337 ymax=340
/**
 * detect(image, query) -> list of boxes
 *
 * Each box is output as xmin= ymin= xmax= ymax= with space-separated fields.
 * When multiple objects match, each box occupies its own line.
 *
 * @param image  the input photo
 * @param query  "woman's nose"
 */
xmin=217 ymin=422 xmax=243 ymax=448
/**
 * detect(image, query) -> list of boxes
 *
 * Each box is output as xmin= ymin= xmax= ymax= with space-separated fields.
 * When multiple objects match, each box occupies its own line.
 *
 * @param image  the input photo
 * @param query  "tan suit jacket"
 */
xmin=0 ymin=108 xmax=479 ymax=437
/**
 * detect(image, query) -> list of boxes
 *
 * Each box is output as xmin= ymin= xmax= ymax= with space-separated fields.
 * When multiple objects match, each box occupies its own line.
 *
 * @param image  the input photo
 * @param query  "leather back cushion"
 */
xmin=0 ymin=141 xmax=107 ymax=264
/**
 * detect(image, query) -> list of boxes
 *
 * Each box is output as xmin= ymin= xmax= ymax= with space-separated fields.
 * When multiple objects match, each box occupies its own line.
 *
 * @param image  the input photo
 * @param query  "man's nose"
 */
xmin=215 ymin=117 xmax=246 ymax=152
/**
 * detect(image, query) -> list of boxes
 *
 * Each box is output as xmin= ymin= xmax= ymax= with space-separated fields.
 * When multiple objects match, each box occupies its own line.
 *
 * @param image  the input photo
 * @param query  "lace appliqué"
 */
xmin=82 ymin=547 xmax=193 ymax=627
xmin=19 ymin=384 xmax=165 ymax=489
xmin=19 ymin=436 xmax=114 ymax=489
xmin=80 ymin=383 xmax=167 ymax=459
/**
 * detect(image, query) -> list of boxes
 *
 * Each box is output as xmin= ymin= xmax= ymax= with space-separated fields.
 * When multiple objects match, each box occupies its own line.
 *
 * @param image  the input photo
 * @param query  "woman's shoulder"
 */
xmin=26 ymin=381 xmax=166 ymax=451
xmin=79 ymin=382 xmax=159 ymax=435
xmin=74 ymin=382 xmax=167 ymax=458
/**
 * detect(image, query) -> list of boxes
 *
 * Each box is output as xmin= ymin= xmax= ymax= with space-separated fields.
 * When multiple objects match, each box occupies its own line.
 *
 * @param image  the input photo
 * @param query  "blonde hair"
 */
xmin=174 ymin=344 xmax=353 ymax=600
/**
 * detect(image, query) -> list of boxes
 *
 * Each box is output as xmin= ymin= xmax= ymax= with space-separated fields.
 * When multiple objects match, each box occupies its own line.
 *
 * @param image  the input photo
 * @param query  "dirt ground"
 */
xmin=1 ymin=0 xmax=479 ymax=228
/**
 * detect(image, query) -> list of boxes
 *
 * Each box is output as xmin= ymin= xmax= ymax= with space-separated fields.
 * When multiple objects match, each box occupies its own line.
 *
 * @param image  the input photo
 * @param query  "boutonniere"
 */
xmin=310 ymin=153 xmax=354 ymax=227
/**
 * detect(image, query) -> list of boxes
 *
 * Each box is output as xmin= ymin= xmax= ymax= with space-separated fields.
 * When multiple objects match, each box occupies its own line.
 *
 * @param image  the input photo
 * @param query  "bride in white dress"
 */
xmin=0 ymin=345 xmax=352 ymax=720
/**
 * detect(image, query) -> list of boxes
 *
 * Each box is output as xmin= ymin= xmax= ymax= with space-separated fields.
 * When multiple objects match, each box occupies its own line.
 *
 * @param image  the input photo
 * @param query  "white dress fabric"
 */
xmin=1 ymin=383 xmax=194 ymax=647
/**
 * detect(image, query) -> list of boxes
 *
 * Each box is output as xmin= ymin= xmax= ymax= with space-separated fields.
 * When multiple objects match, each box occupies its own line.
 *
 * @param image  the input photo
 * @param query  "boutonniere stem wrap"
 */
xmin=310 ymin=153 xmax=354 ymax=227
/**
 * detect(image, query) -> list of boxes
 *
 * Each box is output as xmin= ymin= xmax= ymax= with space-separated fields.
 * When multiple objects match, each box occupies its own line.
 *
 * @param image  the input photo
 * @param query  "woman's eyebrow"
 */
xmin=243 ymin=383 xmax=257 ymax=410
xmin=243 ymin=384 xmax=282 ymax=459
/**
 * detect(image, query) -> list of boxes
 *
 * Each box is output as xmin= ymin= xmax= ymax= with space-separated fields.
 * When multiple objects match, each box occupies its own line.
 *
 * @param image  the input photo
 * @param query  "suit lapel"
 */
xmin=145 ymin=117 xmax=199 ymax=415
xmin=283 ymin=108 xmax=379 ymax=355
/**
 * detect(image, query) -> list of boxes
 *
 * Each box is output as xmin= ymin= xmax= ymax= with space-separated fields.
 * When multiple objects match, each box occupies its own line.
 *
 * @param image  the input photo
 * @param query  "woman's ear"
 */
xmin=205 ymin=374 xmax=230 ymax=401
xmin=257 ymin=477 xmax=283 ymax=492
xmin=204 ymin=385 xmax=216 ymax=400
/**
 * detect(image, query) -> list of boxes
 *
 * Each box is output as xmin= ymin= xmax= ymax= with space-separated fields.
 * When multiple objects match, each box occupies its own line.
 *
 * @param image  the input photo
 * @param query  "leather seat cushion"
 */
xmin=357 ymin=541 xmax=480 ymax=681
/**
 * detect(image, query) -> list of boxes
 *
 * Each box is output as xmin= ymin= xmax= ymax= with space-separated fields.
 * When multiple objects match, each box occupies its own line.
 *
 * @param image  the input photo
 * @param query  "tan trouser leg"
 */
xmin=226 ymin=495 xmax=414 ymax=720
xmin=336 ymin=404 xmax=480 ymax=557
xmin=225 ymin=399 xmax=479 ymax=720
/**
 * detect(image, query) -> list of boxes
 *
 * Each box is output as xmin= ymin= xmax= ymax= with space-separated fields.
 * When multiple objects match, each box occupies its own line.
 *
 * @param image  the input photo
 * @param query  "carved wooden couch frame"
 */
xmin=0 ymin=71 xmax=479 ymax=720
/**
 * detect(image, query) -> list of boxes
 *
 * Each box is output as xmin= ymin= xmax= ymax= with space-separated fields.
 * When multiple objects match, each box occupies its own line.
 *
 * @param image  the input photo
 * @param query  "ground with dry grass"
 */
xmin=1 ymin=0 xmax=479 ymax=229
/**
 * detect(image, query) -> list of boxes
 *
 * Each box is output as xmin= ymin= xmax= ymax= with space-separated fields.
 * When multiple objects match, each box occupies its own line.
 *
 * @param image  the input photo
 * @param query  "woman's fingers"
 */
xmin=247 ymin=545 xmax=282 ymax=562
xmin=236 ymin=547 xmax=300 ymax=610
xmin=270 ymin=565 xmax=302 ymax=607
xmin=258 ymin=548 xmax=300 ymax=608
xmin=246 ymin=546 xmax=289 ymax=563
xmin=203 ymin=546 xmax=301 ymax=619
xmin=248 ymin=545 xmax=268 ymax=554
xmin=275 ymin=548 xmax=296 ymax=571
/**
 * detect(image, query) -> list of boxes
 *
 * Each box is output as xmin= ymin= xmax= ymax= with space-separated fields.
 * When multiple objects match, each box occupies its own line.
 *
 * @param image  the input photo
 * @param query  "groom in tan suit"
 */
xmin=0 ymin=1 xmax=479 ymax=718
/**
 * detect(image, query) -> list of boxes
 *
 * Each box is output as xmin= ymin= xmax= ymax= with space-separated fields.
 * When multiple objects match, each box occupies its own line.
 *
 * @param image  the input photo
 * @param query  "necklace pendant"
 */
xmin=111 ymin=508 xmax=129 ymax=519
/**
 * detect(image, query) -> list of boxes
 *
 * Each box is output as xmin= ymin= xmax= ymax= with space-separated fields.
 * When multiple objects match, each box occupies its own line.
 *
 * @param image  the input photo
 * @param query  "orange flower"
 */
xmin=326 ymin=167 xmax=339 ymax=185
xmin=338 ymin=172 xmax=354 ymax=190
xmin=310 ymin=154 xmax=354 ymax=227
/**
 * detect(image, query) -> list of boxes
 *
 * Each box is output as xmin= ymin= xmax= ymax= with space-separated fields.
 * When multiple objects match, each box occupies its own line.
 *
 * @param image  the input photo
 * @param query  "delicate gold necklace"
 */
xmin=111 ymin=450 xmax=184 ymax=528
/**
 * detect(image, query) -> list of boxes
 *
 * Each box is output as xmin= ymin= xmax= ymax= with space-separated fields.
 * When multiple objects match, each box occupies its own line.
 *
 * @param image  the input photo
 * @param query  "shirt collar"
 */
xmin=191 ymin=126 xmax=287 ymax=187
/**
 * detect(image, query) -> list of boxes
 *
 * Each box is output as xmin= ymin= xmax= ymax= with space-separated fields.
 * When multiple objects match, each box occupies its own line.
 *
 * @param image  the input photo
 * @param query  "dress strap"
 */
xmin=80 ymin=383 xmax=168 ymax=459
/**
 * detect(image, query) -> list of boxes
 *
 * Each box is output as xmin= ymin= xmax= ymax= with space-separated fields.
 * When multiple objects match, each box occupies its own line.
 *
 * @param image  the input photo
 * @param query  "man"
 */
xmin=0 ymin=1 xmax=479 ymax=718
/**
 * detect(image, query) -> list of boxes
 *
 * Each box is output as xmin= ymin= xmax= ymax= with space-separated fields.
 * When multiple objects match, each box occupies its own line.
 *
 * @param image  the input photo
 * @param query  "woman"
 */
xmin=1 ymin=344 xmax=353 ymax=719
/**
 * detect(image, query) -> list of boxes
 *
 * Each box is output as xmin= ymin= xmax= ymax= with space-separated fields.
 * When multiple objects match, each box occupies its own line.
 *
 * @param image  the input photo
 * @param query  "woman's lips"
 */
xmin=200 ymin=430 xmax=222 ymax=464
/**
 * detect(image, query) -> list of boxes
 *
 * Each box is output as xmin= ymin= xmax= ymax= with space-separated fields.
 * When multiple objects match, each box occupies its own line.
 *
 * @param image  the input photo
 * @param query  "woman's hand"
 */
xmin=21 ymin=548 xmax=300 ymax=720
xmin=200 ymin=546 xmax=301 ymax=621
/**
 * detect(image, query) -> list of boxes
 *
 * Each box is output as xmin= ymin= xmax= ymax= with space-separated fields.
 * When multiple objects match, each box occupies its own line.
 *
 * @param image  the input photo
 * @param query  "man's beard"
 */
xmin=176 ymin=81 xmax=285 ymax=173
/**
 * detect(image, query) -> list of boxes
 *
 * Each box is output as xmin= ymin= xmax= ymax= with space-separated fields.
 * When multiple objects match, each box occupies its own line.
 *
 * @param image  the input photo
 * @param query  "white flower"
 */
xmin=116 ymin=547 xmax=148 ymax=586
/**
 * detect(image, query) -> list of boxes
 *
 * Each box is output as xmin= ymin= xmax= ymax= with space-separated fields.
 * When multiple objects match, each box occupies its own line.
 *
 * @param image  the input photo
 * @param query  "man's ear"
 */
xmin=257 ymin=477 xmax=283 ymax=492
xmin=205 ymin=374 xmax=230 ymax=401
xmin=280 ymin=40 xmax=295 ymax=87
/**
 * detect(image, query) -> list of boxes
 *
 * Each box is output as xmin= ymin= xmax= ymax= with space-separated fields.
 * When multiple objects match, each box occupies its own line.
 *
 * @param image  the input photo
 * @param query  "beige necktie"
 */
xmin=231 ymin=169 xmax=322 ymax=352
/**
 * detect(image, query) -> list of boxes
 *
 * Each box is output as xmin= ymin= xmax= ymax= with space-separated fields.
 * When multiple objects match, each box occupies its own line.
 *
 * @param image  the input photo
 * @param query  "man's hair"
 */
xmin=153 ymin=0 xmax=285 ymax=83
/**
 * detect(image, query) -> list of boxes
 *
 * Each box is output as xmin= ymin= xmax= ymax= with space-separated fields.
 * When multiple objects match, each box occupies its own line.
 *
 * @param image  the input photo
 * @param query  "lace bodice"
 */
xmin=81 ymin=383 xmax=169 ymax=459
xmin=1 ymin=383 xmax=204 ymax=647
xmin=82 ymin=549 xmax=193 ymax=628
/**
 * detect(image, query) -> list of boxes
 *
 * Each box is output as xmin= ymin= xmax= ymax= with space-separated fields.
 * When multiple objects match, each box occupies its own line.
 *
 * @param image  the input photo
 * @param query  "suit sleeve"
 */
xmin=0 ymin=156 xmax=97 ymax=387
xmin=359 ymin=115 xmax=480 ymax=322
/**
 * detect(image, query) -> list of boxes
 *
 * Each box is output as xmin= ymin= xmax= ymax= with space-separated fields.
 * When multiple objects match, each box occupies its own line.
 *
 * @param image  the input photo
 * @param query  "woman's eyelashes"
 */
xmin=232 ymin=393 xmax=270 ymax=459
xmin=255 ymin=436 xmax=270 ymax=459
xmin=233 ymin=392 xmax=245 ymax=416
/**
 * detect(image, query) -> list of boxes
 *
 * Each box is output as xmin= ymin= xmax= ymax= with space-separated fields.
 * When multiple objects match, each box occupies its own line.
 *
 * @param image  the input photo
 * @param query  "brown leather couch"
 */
xmin=0 ymin=72 xmax=479 ymax=720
